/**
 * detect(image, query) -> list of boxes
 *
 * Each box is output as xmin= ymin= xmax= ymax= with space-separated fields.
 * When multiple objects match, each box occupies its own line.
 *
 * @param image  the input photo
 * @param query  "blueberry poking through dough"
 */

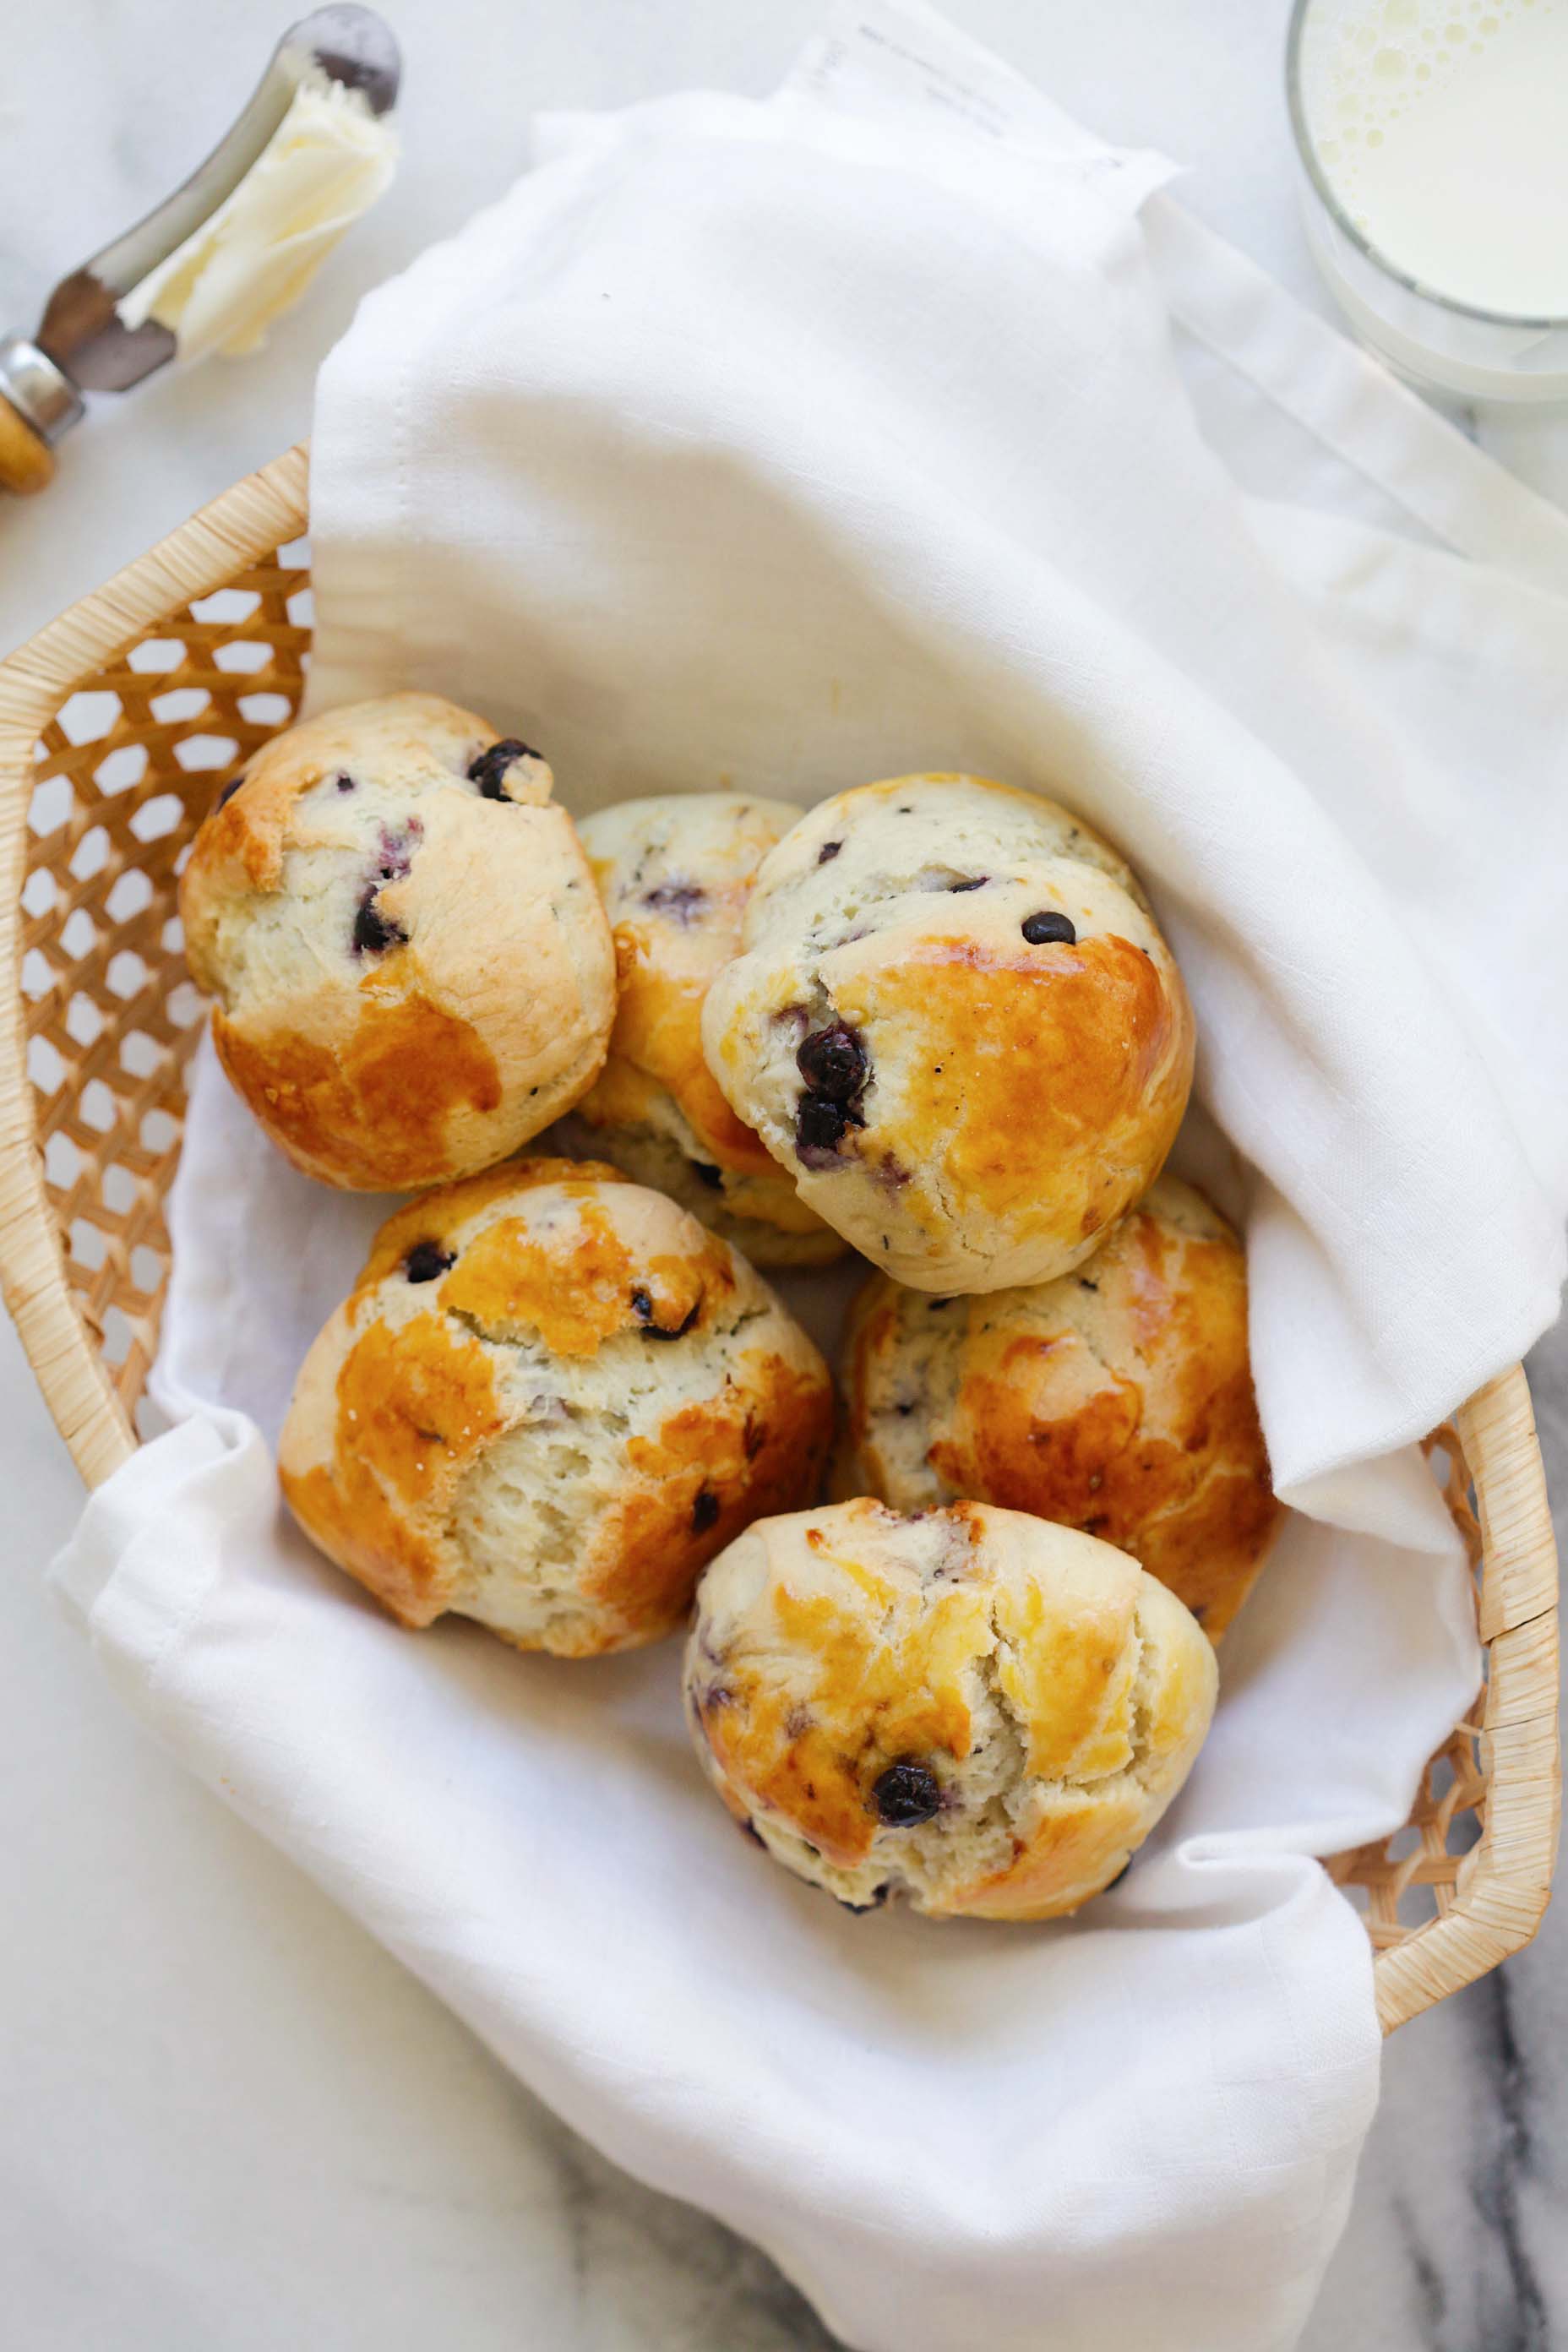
xmin=797 ymin=1095 xmax=852 ymax=1155
xmin=216 ymin=771 xmax=248 ymax=808
xmin=641 ymin=880 xmax=706 ymax=923
xmin=335 ymin=770 xmax=357 ymax=793
xmin=817 ymin=840 xmax=842 ymax=863
xmin=403 ymin=1239 xmax=455 ymax=1283
xmin=1021 ymin=910 xmax=1076 ymax=945
xmin=352 ymin=889 xmax=406 ymax=956
xmin=872 ymin=1761 xmax=942 ymax=1827
xmin=691 ymin=1487 xmax=721 ymax=1535
xmin=631 ymin=1287 xmax=701 ymax=1340
xmin=797 ymin=1024 xmax=867 ymax=1101
xmin=467 ymin=738 xmax=542 ymax=800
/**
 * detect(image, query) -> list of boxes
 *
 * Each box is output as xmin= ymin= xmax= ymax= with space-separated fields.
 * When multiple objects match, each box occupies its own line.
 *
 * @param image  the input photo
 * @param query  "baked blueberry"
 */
xmin=632 ymin=1286 xmax=700 ymax=1341
xmin=335 ymin=770 xmax=357 ymax=793
xmin=352 ymin=889 xmax=406 ymax=956
xmin=691 ymin=1487 xmax=721 ymax=1534
xmin=216 ymin=771 xmax=248 ymax=808
xmin=817 ymin=840 xmax=842 ymax=864
xmin=796 ymin=1094 xmax=851 ymax=1156
xmin=641 ymin=879 xmax=706 ymax=923
xmin=467 ymin=738 xmax=543 ymax=800
xmin=403 ymin=1240 xmax=455 ymax=1283
xmin=870 ymin=1760 xmax=942 ymax=1827
xmin=797 ymin=1024 xmax=867 ymax=1101
xmin=1021 ymin=909 xmax=1076 ymax=945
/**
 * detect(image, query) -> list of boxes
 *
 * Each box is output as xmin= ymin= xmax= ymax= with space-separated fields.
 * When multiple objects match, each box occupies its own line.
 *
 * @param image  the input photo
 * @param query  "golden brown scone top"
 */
xmin=700 ymin=773 xmax=1196 ymax=1292
xmin=279 ymin=1162 xmax=835 ymax=1655
xmin=686 ymin=1499 xmax=1217 ymax=1919
xmin=841 ymin=1176 xmax=1282 ymax=1638
xmin=180 ymin=694 xmax=615 ymax=1191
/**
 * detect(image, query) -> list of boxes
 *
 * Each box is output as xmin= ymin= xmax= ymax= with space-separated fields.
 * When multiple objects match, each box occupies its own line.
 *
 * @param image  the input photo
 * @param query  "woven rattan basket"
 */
xmin=0 ymin=446 xmax=1559 ymax=2031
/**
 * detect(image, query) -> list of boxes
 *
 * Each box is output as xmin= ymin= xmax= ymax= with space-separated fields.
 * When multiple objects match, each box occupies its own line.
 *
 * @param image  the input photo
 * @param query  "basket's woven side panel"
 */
xmin=0 ymin=446 xmax=310 ymax=1477
xmin=1332 ymin=1367 xmax=1560 ymax=2031
xmin=19 ymin=557 xmax=310 ymax=1424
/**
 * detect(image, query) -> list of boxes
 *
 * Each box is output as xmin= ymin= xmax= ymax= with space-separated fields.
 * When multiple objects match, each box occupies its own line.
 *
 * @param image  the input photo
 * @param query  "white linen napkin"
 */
xmin=52 ymin=5 xmax=1568 ymax=2349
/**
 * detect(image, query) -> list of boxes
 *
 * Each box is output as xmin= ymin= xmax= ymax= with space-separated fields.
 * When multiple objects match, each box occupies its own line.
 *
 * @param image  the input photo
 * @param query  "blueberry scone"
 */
xmin=684 ymin=1498 xmax=1217 ymax=1919
xmin=181 ymin=694 xmax=616 ymax=1190
xmin=700 ymin=775 xmax=1194 ymax=1291
xmin=564 ymin=794 xmax=843 ymax=1266
xmin=280 ymin=1161 xmax=835 ymax=1656
xmin=839 ymin=1178 xmax=1281 ymax=1640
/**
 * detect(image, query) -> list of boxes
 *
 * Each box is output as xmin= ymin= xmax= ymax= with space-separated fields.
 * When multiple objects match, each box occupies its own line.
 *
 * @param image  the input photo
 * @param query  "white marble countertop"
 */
xmin=2 ymin=3 xmax=1562 ymax=2346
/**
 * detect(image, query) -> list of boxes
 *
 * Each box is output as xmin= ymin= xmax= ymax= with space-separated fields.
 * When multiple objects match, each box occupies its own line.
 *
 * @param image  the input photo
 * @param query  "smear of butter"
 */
xmin=117 ymin=74 xmax=397 ymax=363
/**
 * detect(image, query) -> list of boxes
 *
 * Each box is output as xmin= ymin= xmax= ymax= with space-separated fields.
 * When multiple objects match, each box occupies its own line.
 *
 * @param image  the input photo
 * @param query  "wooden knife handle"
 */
xmin=0 ymin=390 xmax=56 ymax=494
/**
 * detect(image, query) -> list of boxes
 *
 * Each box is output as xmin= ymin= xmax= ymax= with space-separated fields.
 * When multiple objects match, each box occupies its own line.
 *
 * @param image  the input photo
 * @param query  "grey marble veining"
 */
xmin=545 ymin=2127 xmax=840 ymax=2351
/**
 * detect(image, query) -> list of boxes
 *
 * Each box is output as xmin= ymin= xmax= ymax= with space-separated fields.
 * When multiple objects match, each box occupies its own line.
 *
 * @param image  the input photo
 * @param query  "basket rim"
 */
xmin=0 ymin=445 xmax=1557 ymax=2031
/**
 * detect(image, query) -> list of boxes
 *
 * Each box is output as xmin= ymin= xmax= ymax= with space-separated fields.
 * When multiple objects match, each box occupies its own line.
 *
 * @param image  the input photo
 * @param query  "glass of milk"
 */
xmin=1288 ymin=0 xmax=1568 ymax=400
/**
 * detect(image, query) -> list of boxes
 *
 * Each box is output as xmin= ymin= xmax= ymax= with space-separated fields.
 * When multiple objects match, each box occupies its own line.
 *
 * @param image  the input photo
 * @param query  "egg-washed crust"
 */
xmin=841 ymin=1177 xmax=1282 ymax=1639
xmin=574 ymin=796 xmax=841 ymax=1263
xmin=700 ymin=773 xmax=1195 ymax=1292
xmin=280 ymin=1164 xmax=835 ymax=1656
xmin=830 ymin=930 xmax=1188 ymax=1252
xmin=212 ymin=986 xmax=505 ymax=1194
xmin=684 ymin=1498 xmax=1217 ymax=1919
xmin=180 ymin=694 xmax=616 ymax=1191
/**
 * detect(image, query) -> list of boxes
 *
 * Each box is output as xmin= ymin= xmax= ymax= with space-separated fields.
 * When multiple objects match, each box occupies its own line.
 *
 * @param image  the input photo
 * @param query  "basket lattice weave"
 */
xmin=0 ymin=446 xmax=1558 ymax=2032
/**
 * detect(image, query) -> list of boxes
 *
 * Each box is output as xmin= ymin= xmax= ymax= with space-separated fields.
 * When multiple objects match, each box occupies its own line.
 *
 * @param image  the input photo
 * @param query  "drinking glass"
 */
xmin=1287 ymin=0 xmax=1568 ymax=403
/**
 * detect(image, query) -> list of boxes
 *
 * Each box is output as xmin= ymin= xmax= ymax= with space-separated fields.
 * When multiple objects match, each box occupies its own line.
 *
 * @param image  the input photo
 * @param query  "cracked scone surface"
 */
xmin=279 ymin=1162 xmax=835 ymax=1657
xmin=700 ymin=774 xmax=1195 ymax=1291
xmin=839 ymin=1178 xmax=1282 ymax=1640
xmin=566 ymin=794 xmax=842 ymax=1267
xmin=180 ymin=693 xmax=616 ymax=1190
xmin=684 ymin=1497 xmax=1217 ymax=1919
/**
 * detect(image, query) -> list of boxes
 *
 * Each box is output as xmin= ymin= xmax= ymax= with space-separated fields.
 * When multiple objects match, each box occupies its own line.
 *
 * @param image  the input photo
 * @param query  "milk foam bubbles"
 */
xmin=1298 ymin=0 xmax=1568 ymax=314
